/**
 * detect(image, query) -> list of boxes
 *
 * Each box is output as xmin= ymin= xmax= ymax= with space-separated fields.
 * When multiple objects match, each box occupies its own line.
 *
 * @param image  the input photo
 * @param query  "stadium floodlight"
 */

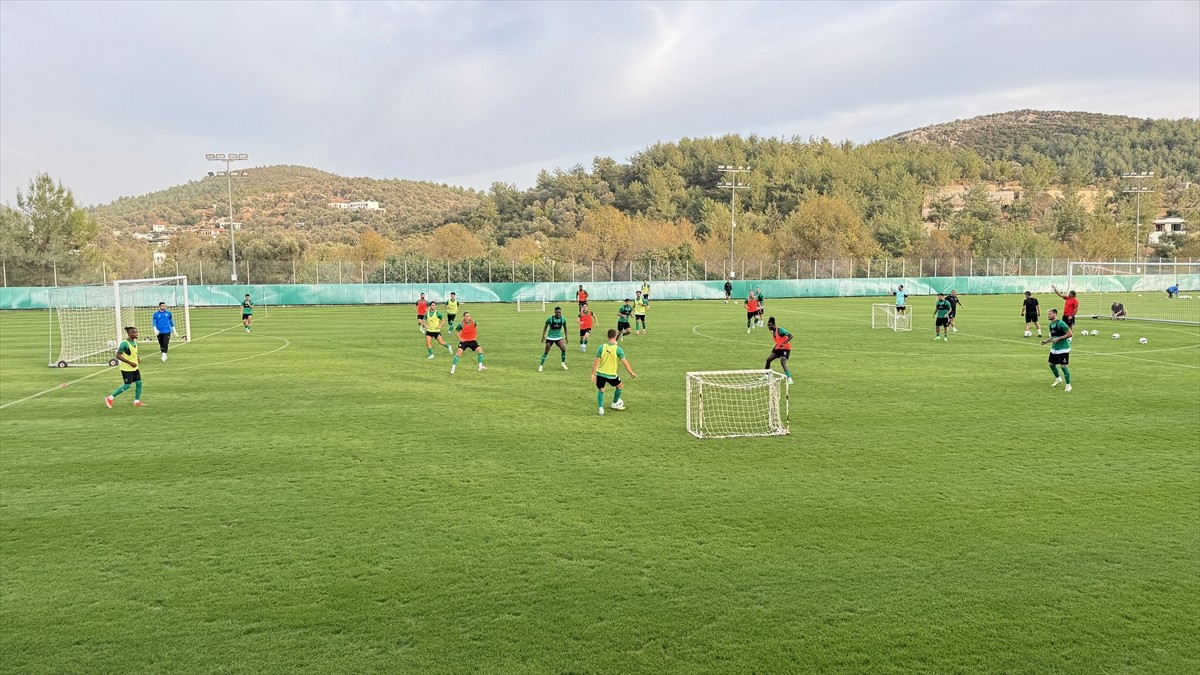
xmin=717 ymin=165 xmax=751 ymax=279
xmin=1121 ymin=172 xmax=1155 ymax=263
xmin=206 ymin=152 xmax=249 ymax=282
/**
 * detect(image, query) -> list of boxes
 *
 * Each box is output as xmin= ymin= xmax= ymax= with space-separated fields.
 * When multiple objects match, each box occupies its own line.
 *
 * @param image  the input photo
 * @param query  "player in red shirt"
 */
xmin=578 ymin=303 xmax=594 ymax=352
xmin=450 ymin=311 xmax=486 ymax=374
xmin=576 ymin=285 xmax=589 ymax=310
xmin=416 ymin=293 xmax=428 ymax=334
xmin=1052 ymin=285 xmax=1079 ymax=329
xmin=745 ymin=292 xmax=759 ymax=333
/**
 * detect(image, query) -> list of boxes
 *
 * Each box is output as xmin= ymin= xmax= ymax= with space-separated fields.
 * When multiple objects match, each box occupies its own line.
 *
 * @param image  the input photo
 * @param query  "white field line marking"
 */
xmin=1 ymin=324 xmax=282 ymax=410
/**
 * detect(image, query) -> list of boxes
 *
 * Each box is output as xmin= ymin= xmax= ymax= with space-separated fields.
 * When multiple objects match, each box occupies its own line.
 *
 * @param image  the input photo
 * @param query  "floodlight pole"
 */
xmin=1121 ymin=172 xmax=1154 ymax=264
xmin=206 ymin=153 xmax=249 ymax=282
xmin=717 ymin=165 xmax=750 ymax=278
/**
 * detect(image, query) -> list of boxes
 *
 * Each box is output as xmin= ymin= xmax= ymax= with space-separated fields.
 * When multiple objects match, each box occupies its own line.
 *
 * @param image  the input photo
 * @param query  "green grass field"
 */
xmin=2 ymin=294 xmax=1198 ymax=673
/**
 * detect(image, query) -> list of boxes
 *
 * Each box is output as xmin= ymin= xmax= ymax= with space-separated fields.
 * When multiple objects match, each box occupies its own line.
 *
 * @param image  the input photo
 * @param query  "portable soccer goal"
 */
xmin=1066 ymin=261 xmax=1200 ymax=324
xmin=48 ymin=276 xmax=191 ymax=367
xmin=872 ymin=303 xmax=912 ymax=331
xmin=515 ymin=294 xmax=548 ymax=313
xmin=686 ymin=370 xmax=789 ymax=439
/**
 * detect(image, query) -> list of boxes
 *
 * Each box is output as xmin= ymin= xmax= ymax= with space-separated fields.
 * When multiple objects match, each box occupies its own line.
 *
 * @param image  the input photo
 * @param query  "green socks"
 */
xmin=561 ymin=352 xmax=566 ymax=364
xmin=477 ymin=354 xmax=484 ymax=365
xmin=540 ymin=354 xmax=547 ymax=365
xmin=111 ymin=383 xmax=130 ymax=398
xmin=597 ymin=391 xmax=604 ymax=408
xmin=1061 ymin=367 xmax=1071 ymax=385
xmin=134 ymin=381 xmax=143 ymax=399
xmin=613 ymin=389 xmax=622 ymax=404
xmin=1050 ymin=365 xmax=1060 ymax=378
xmin=452 ymin=355 xmax=459 ymax=366
xmin=428 ymin=348 xmax=434 ymax=356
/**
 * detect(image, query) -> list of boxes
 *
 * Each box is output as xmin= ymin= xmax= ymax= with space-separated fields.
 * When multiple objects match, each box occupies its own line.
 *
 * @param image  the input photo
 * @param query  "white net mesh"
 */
xmin=871 ymin=303 xmax=912 ymax=331
xmin=1067 ymin=262 xmax=1200 ymax=324
xmin=686 ymin=370 xmax=789 ymax=439
xmin=49 ymin=277 xmax=190 ymax=367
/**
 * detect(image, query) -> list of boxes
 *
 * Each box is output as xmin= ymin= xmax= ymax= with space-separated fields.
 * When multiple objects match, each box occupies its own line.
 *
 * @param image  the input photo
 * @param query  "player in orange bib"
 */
xmin=450 ymin=311 xmax=486 ymax=374
xmin=578 ymin=303 xmax=594 ymax=352
xmin=416 ymin=293 xmax=428 ymax=333
xmin=764 ymin=316 xmax=794 ymax=385
xmin=577 ymin=285 xmax=589 ymax=310
xmin=745 ymin=292 xmax=759 ymax=333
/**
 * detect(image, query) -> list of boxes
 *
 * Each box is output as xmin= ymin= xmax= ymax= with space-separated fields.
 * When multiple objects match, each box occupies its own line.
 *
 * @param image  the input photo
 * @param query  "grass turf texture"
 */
xmin=2 ymin=295 xmax=1198 ymax=673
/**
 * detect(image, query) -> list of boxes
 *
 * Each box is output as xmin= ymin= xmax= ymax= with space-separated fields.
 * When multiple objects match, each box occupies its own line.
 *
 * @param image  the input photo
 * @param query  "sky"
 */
xmin=1 ymin=0 xmax=1197 ymax=207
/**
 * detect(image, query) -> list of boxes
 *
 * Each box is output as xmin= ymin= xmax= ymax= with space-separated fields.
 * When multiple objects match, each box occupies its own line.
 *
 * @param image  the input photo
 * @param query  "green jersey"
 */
xmin=1048 ymin=319 xmax=1071 ymax=352
xmin=595 ymin=342 xmax=625 ymax=377
xmin=544 ymin=315 xmax=567 ymax=340
xmin=618 ymin=304 xmax=633 ymax=322
xmin=935 ymin=299 xmax=951 ymax=318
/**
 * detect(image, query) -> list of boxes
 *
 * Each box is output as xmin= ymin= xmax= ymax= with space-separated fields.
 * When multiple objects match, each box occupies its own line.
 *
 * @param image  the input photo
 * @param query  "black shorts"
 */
xmin=948 ymin=310 xmax=957 ymax=318
xmin=579 ymin=329 xmax=591 ymax=338
xmin=746 ymin=311 xmax=757 ymax=321
xmin=1064 ymin=315 xmax=1075 ymax=327
xmin=1025 ymin=313 xmax=1038 ymax=323
xmin=447 ymin=314 xmax=456 ymax=324
xmin=426 ymin=331 xmax=443 ymax=339
xmin=770 ymin=348 xmax=791 ymax=359
xmin=458 ymin=340 xmax=480 ymax=352
xmin=417 ymin=314 xmax=426 ymax=321
xmin=635 ymin=314 xmax=646 ymax=322
xmin=1048 ymin=351 xmax=1070 ymax=366
xmin=936 ymin=317 xmax=949 ymax=327
xmin=595 ymin=374 xmax=621 ymax=390
xmin=242 ymin=312 xmax=252 ymax=319
xmin=896 ymin=306 xmax=906 ymax=312
xmin=617 ymin=321 xmax=630 ymax=330
xmin=121 ymin=369 xmax=141 ymax=384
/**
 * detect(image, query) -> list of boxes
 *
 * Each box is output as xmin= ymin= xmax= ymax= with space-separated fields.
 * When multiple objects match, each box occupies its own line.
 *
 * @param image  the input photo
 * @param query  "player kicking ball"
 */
xmin=764 ymin=317 xmax=794 ymax=385
xmin=591 ymin=329 xmax=637 ymax=415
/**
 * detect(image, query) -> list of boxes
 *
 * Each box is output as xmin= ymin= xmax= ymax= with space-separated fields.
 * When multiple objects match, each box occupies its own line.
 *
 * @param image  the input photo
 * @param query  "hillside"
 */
xmin=886 ymin=110 xmax=1200 ymax=179
xmin=87 ymin=165 xmax=482 ymax=240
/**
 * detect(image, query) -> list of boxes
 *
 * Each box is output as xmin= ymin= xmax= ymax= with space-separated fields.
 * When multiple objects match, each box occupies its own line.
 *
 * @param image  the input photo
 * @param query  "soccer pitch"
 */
xmin=2 ymin=295 xmax=1198 ymax=673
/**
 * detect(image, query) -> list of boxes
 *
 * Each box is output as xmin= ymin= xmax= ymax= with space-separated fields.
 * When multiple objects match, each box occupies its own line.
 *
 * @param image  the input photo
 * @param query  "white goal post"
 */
xmin=871 ymin=303 xmax=912 ymax=331
xmin=48 ymin=276 xmax=191 ymax=367
xmin=1066 ymin=261 xmax=1200 ymax=325
xmin=686 ymin=370 xmax=789 ymax=439
xmin=515 ymin=294 xmax=547 ymax=313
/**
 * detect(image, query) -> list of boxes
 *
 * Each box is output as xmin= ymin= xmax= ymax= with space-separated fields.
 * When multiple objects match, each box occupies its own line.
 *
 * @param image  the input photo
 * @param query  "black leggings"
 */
xmin=158 ymin=333 xmax=171 ymax=353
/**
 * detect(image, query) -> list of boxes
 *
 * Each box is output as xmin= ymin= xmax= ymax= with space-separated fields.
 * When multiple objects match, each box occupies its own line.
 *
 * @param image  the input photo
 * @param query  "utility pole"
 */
xmin=717 ymin=165 xmax=750 ymax=279
xmin=206 ymin=153 xmax=249 ymax=282
xmin=1121 ymin=172 xmax=1154 ymax=264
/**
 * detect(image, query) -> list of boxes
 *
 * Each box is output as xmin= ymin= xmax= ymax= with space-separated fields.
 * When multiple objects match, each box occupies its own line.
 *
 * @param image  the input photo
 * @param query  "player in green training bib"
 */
xmin=539 ymin=306 xmax=569 ymax=371
xmin=1040 ymin=308 xmax=1074 ymax=392
xmin=424 ymin=300 xmax=453 ymax=359
xmin=105 ymin=326 xmax=145 ymax=408
xmin=591 ymin=328 xmax=637 ymax=415
xmin=634 ymin=291 xmax=648 ymax=335
xmin=445 ymin=292 xmax=460 ymax=327
xmin=933 ymin=292 xmax=952 ymax=341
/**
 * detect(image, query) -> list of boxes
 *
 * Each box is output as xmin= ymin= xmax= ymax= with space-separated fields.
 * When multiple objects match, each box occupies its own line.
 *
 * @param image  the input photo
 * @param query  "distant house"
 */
xmin=328 ymin=200 xmax=384 ymax=211
xmin=1151 ymin=217 xmax=1187 ymax=244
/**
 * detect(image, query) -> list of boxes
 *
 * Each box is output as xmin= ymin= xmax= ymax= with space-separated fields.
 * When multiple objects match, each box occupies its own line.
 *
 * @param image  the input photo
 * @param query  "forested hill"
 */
xmin=87 ymin=165 xmax=482 ymax=240
xmin=886 ymin=110 xmax=1200 ymax=179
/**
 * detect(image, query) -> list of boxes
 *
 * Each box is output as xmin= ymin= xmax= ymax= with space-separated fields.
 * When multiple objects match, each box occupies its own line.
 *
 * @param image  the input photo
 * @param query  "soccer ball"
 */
xmin=1091 ymin=330 xmax=1098 ymax=336
xmin=1024 ymin=330 xmax=1032 ymax=337
xmin=1112 ymin=333 xmax=1120 ymax=340
xmin=1139 ymin=337 xmax=1148 ymax=344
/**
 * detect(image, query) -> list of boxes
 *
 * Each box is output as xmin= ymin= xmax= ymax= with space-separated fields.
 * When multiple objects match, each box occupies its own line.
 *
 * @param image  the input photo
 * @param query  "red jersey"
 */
xmin=578 ymin=312 xmax=594 ymax=330
xmin=458 ymin=318 xmax=477 ymax=341
xmin=1063 ymin=297 xmax=1078 ymax=317
xmin=417 ymin=299 xmax=428 ymax=314
xmin=772 ymin=326 xmax=792 ymax=350
xmin=746 ymin=296 xmax=759 ymax=313
xmin=577 ymin=289 xmax=588 ymax=303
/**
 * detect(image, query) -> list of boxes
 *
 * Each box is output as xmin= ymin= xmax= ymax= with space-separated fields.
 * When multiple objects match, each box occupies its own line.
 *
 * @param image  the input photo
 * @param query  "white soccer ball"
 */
xmin=1112 ymin=333 xmax=1120 ymax=340
xmin=1024 ymin=330 xmax=1032 ymax=337
xmin=1139 ymin=337 xmax=1148 ymax=344
xmin=1091 ymin=330 xmax=1098 ymax=336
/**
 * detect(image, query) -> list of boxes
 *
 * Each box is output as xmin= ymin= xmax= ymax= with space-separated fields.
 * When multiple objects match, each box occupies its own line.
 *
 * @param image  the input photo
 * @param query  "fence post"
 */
xmin=361 ymin=261 xmax=365 ymax=284
xmin=316 ymin=262 xmax=320 ymax=284
xmin=1018 ymin=259 xmax=1022 ymax=276
xmin=468 ymin=260 xmax=472 ymax=283
xmin=884 ymin=259 xmax=888 ymax=277
xmin=902 ymin=259 xmax=906 ymax=278
xmin=488 ymin=261 xmax=492 ymax=283
xmin=591 ymin=261 xmax=595 ymax=283
xmin=704 ymin=260 xmax=707 ymax=280
xmin=934 ymin=259 xmax=938 ymax=276
xmin=952 ymin=258 xmax=956 ymax=277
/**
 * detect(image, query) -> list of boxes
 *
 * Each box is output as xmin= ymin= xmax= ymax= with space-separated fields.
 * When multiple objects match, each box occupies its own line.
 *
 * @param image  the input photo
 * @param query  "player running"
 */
xmin=539 ymin=306 xmax=569 ymax=371
xmin=745 ymin=291 xmax=760 ymax=333
xmin=724 ymin=278 xmax=733 ymax=304
xmin=617 ymin=298 xmax=633 ymax=340
xmin=445 ymin=292 xmax=461 ymax=327
xmin=450 ymin=311 xmax=486 ymax=374
xmin=933 ymin=292 xmax=952 ymax=341
xmin=764 ymin=317 xmax=794 ymax=386
xmin=152 ymin=301 xmax=174 ymax=362
xmin=105 ymin=326 xmax=145 ymax=408
xmin=578 ymin=303 xmax=594 ymax=352
xmin=424 ymin=300 xmax=453 ymax=358
xmin=242 ymin=294 xmax=253 ymax=332
xmin=577 ymin=285 xmax=589 ymax=309
xmin=754 ymin=287 xmax=765 ymax=327
xmin=416 ymin=293 xmax=428 ymax=334
xmin=634 ymin=291 xmax=648 ymax=335
xmin=641 ymin=280 xmax=651 ymax=301
xmin=1040 ymin=308 xmax=1073 ymax=392
xmin=591 ymin=328 xmax=637 ymax=415
xmin=1021 ymin=291 xmax=1042 ymax=337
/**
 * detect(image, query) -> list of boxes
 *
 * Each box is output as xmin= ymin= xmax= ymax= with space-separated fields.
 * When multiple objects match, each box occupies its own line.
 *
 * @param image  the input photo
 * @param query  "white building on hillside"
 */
xmin=1150 ymin=217 xmax=1187 ymax=244
xmin=328 ymin=200 xmax=384 ymax=211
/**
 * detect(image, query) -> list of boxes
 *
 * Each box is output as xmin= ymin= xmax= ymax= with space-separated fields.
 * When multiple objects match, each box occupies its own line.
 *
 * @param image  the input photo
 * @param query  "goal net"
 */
xmin=871 ymin=303 xmax=912 ymax=331
xmin=48 ymin=276 xmax=191 ymax=367
xmin=686 ymin=370 xmax=789 ymax=439
xmin=1066 ymin=261 xmax=1200 ymax=325
xmin=516 ymin=294 xmax=548 ymax=313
